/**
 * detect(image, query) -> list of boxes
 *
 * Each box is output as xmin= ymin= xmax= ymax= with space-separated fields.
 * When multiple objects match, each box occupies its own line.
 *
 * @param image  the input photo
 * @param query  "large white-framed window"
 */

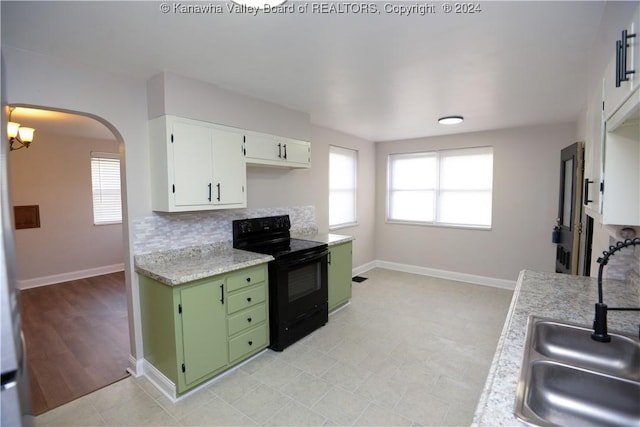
xmin=329 ymin=145 xmax=357 ymax=229
xmin=90 ymin=152 xmax=122 ymax=225
xmin=387 ymin=146 xmax=493 ymax=228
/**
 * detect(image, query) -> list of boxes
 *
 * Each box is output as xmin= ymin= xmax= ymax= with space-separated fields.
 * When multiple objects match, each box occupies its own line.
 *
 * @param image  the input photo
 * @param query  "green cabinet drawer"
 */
xmin=227 ymin=284 xmax=266 ymax=315
xmin=227 ymin=266 xmax=266 ymax=293
xmin=227 ymin=303 xmax=267 ymax=336
xmin=229 ymin=323 xmax=268 ymax=363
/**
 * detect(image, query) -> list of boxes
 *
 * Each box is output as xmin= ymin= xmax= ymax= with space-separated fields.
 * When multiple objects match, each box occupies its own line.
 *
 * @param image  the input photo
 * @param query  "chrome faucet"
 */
xmin=592 ymin=237 xmax=640 ymax=342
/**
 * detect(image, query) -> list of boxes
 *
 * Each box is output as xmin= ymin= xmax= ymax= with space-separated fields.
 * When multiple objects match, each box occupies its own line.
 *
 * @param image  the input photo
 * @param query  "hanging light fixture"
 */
xmin=7 ymin=106 xmax=36 ymax=151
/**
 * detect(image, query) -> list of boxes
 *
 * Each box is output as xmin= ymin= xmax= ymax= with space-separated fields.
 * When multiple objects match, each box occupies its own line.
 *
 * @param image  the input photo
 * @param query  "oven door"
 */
xmin=270 ymin=248 xmax=329 ymax=320
xmin=269 ymin=247 xmax=329 ymax=350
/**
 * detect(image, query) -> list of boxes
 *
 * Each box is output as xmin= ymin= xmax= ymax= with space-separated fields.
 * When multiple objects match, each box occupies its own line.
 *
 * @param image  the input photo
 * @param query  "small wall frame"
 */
xmin=14 ymin=205 xmax=41 ymax=230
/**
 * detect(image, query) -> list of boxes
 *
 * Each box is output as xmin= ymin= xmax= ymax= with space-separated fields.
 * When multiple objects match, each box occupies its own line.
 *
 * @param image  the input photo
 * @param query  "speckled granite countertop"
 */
xmin=292 ymin=232 xmax=353 ymax=246
xmin=134 ymin=241 xmax=273 ymax=286
xmin=473 ymin=269 xmax=640 ymax=426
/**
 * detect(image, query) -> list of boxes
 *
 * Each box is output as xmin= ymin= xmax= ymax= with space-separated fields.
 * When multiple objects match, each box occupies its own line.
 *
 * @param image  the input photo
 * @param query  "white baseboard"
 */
xmin=127 ymin=355 xmax=143 ymax=378
xmin=17 ymin=263 xmax=125 ymax=289
xmin=142 ymin=359 xmax=178 ymax=401
xmin=142 ymin=349 xmax=269 ymax=403
xmin=365 ymin=260 xmax=516 ymax=290
xmin=352 ymin=260 xmax=377 ymax=277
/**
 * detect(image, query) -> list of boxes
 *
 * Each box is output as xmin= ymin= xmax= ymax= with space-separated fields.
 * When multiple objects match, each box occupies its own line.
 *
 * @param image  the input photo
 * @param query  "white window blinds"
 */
xmin=91 ymin=153 xmax=122 ymax=225
xmin=329 ymin=145 xmax=358 ymax=228
xmin=387 ymin=146 xmax=493 ymax=228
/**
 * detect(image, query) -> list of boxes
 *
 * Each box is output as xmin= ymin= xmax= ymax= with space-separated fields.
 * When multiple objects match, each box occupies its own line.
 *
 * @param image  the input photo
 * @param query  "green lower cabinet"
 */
xmin=328 ymin=241 xmax=353 ymax=312
xmin=139 ymin=264 xmax=269 ymax=395
xmin=179 ymin=280 xmax=227 ymax=386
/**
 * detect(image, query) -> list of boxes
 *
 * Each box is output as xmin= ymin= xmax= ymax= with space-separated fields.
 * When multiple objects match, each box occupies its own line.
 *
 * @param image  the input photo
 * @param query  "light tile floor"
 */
xmin=32 ymin=268 xmax=513 ymax=426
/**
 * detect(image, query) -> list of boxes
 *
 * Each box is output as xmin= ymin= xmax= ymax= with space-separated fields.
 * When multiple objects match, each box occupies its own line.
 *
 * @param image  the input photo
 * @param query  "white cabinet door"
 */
xmin=244 ymin=133 xmax=280 ymax=163
xmin=149 ymin=116 xmax=247 ymax=212
xmin=211 ymin=128 xmax=246 ymax=206
xmin=583 ymin=88 xmax=604 ymax=216
xmin=172 ymin=121 xmax=214 ymax=207
xmin=244 ymin=132 xmax=310 ymax=168
xmin=603 ymin=5 xmax=639 ymax=120
xmin=282 ymin=139 xmax=310 ymax=166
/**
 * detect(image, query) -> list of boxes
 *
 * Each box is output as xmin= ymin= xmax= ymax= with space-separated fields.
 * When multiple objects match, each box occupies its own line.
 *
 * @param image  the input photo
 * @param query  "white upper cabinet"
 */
xmin=149 ymin=116 xmax=247 ymax=212
xmin=603 ymin=4 xmax=639 ymax=121
xmin=244 ymin=131 xmax=311 ymax=168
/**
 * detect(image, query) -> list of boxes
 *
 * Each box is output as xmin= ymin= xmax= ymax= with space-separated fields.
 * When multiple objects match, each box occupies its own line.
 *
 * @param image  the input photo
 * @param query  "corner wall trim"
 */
xmin=16 ymin=263 xmax=125 ymax=289
xmin=355 ymin=260 xmax=516 ymax=290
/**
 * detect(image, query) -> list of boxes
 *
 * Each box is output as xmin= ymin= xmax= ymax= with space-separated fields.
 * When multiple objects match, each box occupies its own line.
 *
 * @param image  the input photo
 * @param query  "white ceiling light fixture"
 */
xmin=231 ymin=0 xmax=288 ymax=9
xmin=438 ymin=116 xmax=464 ymax=125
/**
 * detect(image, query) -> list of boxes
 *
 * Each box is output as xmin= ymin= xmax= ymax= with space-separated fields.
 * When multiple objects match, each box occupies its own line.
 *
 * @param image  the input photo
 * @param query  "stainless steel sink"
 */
xmin=514 ymin=316 xmax=640 ymax=426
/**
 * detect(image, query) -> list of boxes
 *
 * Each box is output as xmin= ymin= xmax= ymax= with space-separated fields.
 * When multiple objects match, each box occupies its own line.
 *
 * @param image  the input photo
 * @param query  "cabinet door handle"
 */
xmin=220 ymin=284 xmax=224 ymax=304
xmin=247 ymin=297 xmax=252 ymax=303
xmin=617 ymin=29 xmax=637 ymax=87
xmin=583 ymin=178 xmax=594 ymax=205
xmin=208 ymin=183 xmax=212 ymax=202
xmin=247 ymin=317 xmax=252 ymax=323
xmin=277 ymin=143 xmax=282 ymax=158
xmin=283 ymin=144 xmax=287 ymax=160
xmin=216 ymin=183 xmax=221 ymax=202
xmin=248 ymin=340 xmax=253 ymax=346
xmin=246 ymin=277 xmax=251 ymax=283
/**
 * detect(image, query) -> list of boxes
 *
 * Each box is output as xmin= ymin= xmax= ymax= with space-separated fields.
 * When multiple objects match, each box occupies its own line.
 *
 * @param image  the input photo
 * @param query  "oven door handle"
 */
xmin=277 ymin=249 xmax=329 ymax=267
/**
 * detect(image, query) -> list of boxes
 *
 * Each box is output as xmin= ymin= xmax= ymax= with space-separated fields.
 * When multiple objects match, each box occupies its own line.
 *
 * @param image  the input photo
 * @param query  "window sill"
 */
xmin=385 ymin=219 xmax=491 ymax=231
xmin=329 ymin=222 xmax=358 ymax=231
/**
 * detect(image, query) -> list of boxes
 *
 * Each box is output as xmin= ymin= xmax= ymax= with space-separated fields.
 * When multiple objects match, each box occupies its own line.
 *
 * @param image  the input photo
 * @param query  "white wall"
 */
xmin=9 ymin=133 xmax=123 ymax=287
xmin=2 ymin=47 xmax=151 ymax=364
xmin=375 ymin=123 xmax=576 ymax=281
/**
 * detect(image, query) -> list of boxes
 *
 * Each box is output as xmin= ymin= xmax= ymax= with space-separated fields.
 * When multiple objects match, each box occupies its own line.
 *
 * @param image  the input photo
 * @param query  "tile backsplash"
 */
xmin=605 ymin=236 xmax=640 ymax=282
xmin=132 ymin=206 xmax=317 ymax=254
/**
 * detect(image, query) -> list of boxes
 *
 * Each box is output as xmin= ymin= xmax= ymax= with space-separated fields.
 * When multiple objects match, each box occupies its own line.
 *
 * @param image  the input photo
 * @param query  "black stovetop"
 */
xmin=232 ymin=215 xmax=326 ymax=259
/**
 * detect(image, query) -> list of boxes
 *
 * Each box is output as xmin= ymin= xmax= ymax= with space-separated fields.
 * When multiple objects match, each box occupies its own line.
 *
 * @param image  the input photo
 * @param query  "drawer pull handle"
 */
xmin=248 ymin=340 xmax=253 ymax=346
xmin=247 ymin=317 xmax=252 ymax=323
xmin=246 ymin=277 xmax=251 ymax=282
xmin=247 ymin=297 xmax=252 ymax=302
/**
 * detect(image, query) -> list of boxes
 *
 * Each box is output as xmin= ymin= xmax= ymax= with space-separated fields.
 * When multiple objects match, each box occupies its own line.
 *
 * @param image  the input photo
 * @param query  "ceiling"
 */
xmin=0 ymin=1 xmax=627 ymax=142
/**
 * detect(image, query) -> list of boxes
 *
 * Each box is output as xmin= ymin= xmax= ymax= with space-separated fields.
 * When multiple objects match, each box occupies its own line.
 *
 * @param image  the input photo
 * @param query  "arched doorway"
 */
xmin=6 ymin=106 xmax=130 ymax=414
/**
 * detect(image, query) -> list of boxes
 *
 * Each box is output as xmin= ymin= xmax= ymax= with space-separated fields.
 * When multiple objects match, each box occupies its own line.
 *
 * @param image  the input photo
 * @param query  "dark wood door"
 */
xmin=555 ymin=142 xmax=583 ymax=274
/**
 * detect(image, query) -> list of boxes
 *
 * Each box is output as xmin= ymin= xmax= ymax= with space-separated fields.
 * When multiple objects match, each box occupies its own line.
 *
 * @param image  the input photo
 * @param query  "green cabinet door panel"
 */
xmin=180 ymin=279 xmax=228 ymax=386
xmin=328 ymin=241 xmax=353 ymax=312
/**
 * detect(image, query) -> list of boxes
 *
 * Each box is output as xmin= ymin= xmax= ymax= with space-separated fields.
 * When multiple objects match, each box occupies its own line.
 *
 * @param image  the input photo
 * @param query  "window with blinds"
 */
xmin=90 ymin=153 xmax=122 ymax=225
xmin=329 ymin=145 xmax=358 ymax=228
xmin=387 ymin=146 xmax=493 ymax=228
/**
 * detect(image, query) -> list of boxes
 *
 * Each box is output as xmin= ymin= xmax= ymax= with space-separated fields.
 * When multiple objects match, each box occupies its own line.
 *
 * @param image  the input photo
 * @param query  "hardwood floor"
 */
xmin=19 ymin=272 xmax=130 ymax=415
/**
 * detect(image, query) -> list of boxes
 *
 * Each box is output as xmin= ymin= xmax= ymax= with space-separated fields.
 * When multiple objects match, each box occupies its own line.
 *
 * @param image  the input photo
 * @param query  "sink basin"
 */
xmin=514 ymin=316 xmax=640 ymax=426
xmin=532 ymin=319 xmax=640 ymax=380
xmin=526 ymin=361 xmax=640 ymax=427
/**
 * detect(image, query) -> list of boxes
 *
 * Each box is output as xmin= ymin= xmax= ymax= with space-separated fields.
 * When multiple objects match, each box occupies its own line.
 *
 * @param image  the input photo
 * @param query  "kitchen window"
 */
xmin=387 ymin=146 xmax=493 ymax=228
xmin=329 ymin=145 xmax=357 ymax=228
xmin=91 ymin=152 xmax=122 ymax=225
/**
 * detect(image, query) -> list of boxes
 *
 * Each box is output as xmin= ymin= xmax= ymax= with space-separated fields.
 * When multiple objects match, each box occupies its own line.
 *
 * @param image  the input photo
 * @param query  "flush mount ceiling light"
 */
xmin=438 ymin=116 xmax=464 ymax=125
xmin=7 ymin=107 xmax=36 ymax=151
xmin=231 ymin=0 xmax=287 ymax=9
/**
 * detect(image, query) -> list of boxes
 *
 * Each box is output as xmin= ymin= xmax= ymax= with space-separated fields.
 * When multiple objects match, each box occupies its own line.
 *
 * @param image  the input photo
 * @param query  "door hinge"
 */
xmin=178 ymin=304 xmax=182 ymax=314
xmin=181 ymin=363 xmax=186 ymax=373
xmin=602 ymin=101 xmax=604 ymax=111
xmin=600 ymin=181 xmax=604 ymax=192
xmin=171 ymin=133 xmax=174 ymax=143
xmin=172 ymin=184 xmax=175 ymax=194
